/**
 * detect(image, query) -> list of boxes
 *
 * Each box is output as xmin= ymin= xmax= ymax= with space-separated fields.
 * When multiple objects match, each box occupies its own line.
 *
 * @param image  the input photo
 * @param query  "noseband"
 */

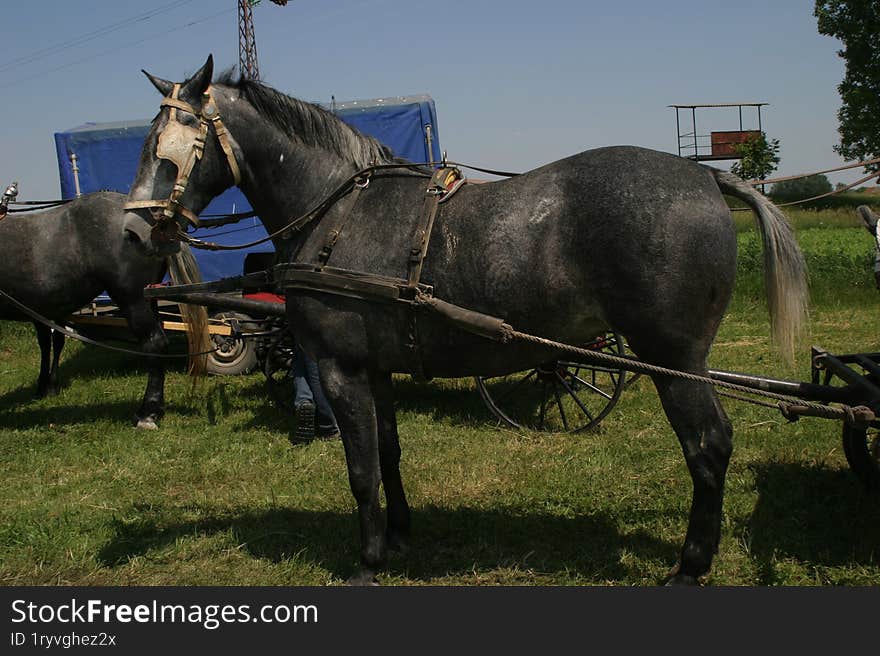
xmin=124 ymin=83 xmax=241 ymax=228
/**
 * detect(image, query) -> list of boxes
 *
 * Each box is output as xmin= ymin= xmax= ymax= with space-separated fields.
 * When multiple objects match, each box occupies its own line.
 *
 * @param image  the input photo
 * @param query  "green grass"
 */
xmin=1 ymin=214 xmax=879 ymax=586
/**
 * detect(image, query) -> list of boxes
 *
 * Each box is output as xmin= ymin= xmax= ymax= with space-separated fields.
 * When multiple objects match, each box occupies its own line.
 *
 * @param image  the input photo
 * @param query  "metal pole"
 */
xmin=675 ymin=108 xmax=682 ymax=157
xmin=425 ymin=125 xmax=434 ymax=165
xmin=692 ymin=107 xmax=698 ymax=159
xmin=70 ymin=152 xmax=82 ymax=198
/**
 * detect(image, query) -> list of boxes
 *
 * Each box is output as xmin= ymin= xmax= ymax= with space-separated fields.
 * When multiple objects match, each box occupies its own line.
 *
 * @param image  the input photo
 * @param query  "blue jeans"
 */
xmin=292 ymin=345 xmax=338 ymax=434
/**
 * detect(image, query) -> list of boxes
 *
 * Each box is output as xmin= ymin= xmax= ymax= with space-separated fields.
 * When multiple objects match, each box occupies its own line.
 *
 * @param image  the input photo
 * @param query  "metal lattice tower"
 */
xmin=238 ymin=1 xmax=288 ymax=81
xmin=238 ymin=0 xmax=260 ymax=81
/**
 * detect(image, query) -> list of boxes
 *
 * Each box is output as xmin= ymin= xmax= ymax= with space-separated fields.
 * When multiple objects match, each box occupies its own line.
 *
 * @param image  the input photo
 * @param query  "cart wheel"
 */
xmin=475 ymin=331 xmax=627 ymax=433
xmin=841 ymin=423 xmax=880 ymax=491
xmin=261 ymin=328 xmax=297 ymax=414
xmin=206 ymin=311 xmax=258 ymax=376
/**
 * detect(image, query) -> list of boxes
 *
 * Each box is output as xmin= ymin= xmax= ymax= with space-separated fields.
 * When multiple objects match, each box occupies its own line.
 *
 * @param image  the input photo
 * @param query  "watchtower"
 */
xmin=669 ymin=102 xmax=768 ymax=161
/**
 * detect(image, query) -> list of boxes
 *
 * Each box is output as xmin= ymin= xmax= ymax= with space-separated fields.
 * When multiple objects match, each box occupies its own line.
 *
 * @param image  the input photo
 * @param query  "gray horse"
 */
xmin=0 ymin=190 xmax=201 ymax=428
xmin=122 ymin=56 xmax=808 ymax=584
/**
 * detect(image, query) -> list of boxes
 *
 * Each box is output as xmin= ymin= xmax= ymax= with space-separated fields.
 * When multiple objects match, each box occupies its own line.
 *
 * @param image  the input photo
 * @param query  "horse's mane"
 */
xmin=214 ymin=70 xmax=395 ymax=168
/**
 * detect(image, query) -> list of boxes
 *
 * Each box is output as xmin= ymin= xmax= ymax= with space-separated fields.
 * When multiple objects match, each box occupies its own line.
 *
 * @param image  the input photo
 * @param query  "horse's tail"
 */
xmin=167 ymin=245 xmax=211 ymax=377
xmin=710 ymin=168 xmax=809 ymax=364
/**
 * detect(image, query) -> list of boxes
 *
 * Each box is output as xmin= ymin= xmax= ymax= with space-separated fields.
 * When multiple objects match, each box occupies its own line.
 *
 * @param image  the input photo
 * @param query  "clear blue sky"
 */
xmin=0 ymin=1 xmax=859 ymax=201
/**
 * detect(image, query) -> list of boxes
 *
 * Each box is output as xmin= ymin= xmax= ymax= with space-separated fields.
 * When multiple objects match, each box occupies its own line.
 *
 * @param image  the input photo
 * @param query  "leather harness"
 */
xmin=275 ymin=166 xmax=466 ymax=379
xmin=135 ymin=89 xmax=510 ymax=378
xmin=124 ymin=83 xmax=241 ymax=228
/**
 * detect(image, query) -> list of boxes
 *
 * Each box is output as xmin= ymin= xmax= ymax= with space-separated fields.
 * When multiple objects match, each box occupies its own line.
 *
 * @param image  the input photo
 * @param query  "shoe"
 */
xmin=293 ymin=401 xmax=316 ymax=442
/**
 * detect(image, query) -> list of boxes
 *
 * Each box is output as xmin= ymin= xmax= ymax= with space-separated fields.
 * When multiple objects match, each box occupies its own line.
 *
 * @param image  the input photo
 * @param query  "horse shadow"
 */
xmin=57 ymin=338 xmax=191 ymax=381
xmin=229 ymin=374 xmax=496 ymax=438
xmin=96 ymin=503 xmax=677 ymax=584
xmin=741 ymin=462 xmax=880 ymax=583
xmin=0 ymin=342 xmax=196 ymax=429
xmin=0 ymin=398 xmax=201 ymax=430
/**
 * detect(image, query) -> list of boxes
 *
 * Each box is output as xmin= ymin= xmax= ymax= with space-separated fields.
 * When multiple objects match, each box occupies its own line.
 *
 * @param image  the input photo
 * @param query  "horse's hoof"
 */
xmin=663 ymin=563 xmax=702 ymax=586
xmin=135 ymin=417 xmax=159 ymax=430
xmin=346 ymin=570 xmax=380 ymax=586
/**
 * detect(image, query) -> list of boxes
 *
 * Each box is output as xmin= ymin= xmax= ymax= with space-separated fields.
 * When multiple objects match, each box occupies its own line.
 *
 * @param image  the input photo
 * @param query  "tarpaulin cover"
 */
xmin=53 ymin=95 xmax=441 ymax=281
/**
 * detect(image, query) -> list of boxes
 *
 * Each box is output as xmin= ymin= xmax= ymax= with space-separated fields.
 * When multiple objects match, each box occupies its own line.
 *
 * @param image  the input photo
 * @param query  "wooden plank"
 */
xmin=68 ymin=314 xmax=233 ymax=336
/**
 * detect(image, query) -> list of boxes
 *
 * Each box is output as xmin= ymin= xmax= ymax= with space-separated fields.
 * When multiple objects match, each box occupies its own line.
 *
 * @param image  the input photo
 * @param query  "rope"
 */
xmin=504 ymin=327 xmax=870 ymax=424
xmin=6 ymin=200 xmax=72 ymax=212
xmin=747 ymin=157 xmax=880 ymax=186
xmin=731 ymin=170 xmax=880 ymax=212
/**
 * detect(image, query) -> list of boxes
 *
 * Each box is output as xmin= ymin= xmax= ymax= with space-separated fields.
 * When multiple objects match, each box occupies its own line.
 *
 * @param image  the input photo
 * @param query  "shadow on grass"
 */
xmin=58 ymin=340 xmax=191 ymax=380
xmin=744 ymin=462 xmax=880 ymax=582
xmin=0 ymin=398 xmax=200 ymax=429
xmin=97 ymin=504 xmax=677 ymax=584
xmin=232 ymin=374 xmax=497 ymax=435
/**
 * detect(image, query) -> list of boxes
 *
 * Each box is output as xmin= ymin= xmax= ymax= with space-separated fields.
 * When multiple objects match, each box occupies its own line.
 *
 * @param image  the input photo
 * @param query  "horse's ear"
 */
xmin=858 ymin=205 xmax=878 ymax=235
xmin=143 ymin=70 xmax=175 ymax=96
xmin=183 ymin=54 xmax=214 ymax=98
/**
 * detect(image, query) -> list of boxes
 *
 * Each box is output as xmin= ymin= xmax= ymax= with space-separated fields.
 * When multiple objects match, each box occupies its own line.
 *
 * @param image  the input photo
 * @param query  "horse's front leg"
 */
xmin=122 ymin=299 xmax=168 ymax=430
xmin=373 ymin=370 xmax=410 ymax=553
xmin=33 ymin=322 xmax=55 ymax=397
xmin=318 ymin=358 xmax=385 ymax=585
xmin=49 ymin=330 xmax=65 ymax=394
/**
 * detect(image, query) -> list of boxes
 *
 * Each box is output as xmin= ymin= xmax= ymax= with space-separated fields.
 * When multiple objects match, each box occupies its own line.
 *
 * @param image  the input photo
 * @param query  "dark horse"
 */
xmin=0 ymin=191 xmax=202 ymax=428
xmin=122 ymin=56 xmax=808 ymax=584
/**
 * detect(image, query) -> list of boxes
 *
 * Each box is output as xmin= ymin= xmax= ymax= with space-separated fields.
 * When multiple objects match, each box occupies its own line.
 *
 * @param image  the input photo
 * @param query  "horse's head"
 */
xmin=123 ymin=55 xmax=242 ymax=258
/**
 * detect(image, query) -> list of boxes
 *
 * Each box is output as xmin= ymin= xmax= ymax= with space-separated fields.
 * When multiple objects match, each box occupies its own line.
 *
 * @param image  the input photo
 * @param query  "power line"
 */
xmin=2 ymin=7 xmax=236 ymax=87
xmin=0 ymin=0 xmax=196 ymax=73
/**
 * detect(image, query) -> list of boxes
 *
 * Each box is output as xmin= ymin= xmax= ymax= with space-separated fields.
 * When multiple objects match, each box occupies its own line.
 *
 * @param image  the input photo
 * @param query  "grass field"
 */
xmin=1 ymin=210 xmax=879 ymax=586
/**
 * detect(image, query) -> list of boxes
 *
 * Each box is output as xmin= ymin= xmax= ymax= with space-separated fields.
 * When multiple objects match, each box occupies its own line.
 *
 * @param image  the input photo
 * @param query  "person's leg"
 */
xmin=292 ymin=345 xmax=316 ymax=441
xmin=303 ymin=351 xmax=339 ymax=437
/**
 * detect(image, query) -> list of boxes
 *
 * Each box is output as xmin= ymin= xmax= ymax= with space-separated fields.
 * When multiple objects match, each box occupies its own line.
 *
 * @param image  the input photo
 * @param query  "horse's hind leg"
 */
xmin=373 ymin=371 xmax=411 ymax=553
xmin=122 ymin=298 xmax=168 ymax=430
xmin=33 ymin=323 xmax=60 ymax=397
xmin=318 ymin=358 xmax=386 ymax=585
xmin=651 ymin=373 xmax=733 ymax=585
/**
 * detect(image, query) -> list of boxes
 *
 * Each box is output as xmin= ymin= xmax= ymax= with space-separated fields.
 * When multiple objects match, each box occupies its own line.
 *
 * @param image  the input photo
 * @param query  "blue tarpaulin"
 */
xmin=53 ymin=94 xmax=441 ymax=281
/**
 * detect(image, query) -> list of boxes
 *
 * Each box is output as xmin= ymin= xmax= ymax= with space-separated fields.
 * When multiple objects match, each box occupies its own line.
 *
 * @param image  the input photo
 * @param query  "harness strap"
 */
xmin=317 ymin=182 xmax=366 ymax=266
xmin=160 ymin=96 xmax=196 ymax=115
xmin=209 ymin=114 xmax=242 ymax=186
xmin=408 ymin=192 xmax=440 ymax=287
xmin=125 ymin=84 xmax=241 ymax=227
xmin=124 ymin=199 xmax=201 ymax=227
xmin=406 ymin=167 xmax=457 ymax=288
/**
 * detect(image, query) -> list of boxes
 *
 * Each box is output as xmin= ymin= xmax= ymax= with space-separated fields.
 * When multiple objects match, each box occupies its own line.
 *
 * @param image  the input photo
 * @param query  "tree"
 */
xmin=770 ymin=174 xmax=833 ymax=202
xmin=729 ymin=132 xmax=781 ymax=181
xmin=815 ymin=1 xmax=880 ymax=169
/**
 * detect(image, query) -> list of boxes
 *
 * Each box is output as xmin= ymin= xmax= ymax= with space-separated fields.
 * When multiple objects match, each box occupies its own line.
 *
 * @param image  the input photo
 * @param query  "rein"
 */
xmin=177 ymin=162 xmax=434 ymax=252
xmin=0 ymin=288 xmax=220 ymax=360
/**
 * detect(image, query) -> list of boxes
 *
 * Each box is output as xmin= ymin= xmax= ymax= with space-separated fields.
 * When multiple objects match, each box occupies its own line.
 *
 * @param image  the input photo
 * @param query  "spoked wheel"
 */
xmin=841 ymin=422 xmax=880 ymax=491
xmin=475 ymin=332 xmax=628 ymax=433
xmin=260 ymin=327 xmax=297 ymax=415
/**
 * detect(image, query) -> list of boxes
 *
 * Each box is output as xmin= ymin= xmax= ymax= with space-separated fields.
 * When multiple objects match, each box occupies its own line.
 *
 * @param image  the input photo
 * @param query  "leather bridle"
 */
xmin=124 ymin=83 xmax=241 ymax=229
